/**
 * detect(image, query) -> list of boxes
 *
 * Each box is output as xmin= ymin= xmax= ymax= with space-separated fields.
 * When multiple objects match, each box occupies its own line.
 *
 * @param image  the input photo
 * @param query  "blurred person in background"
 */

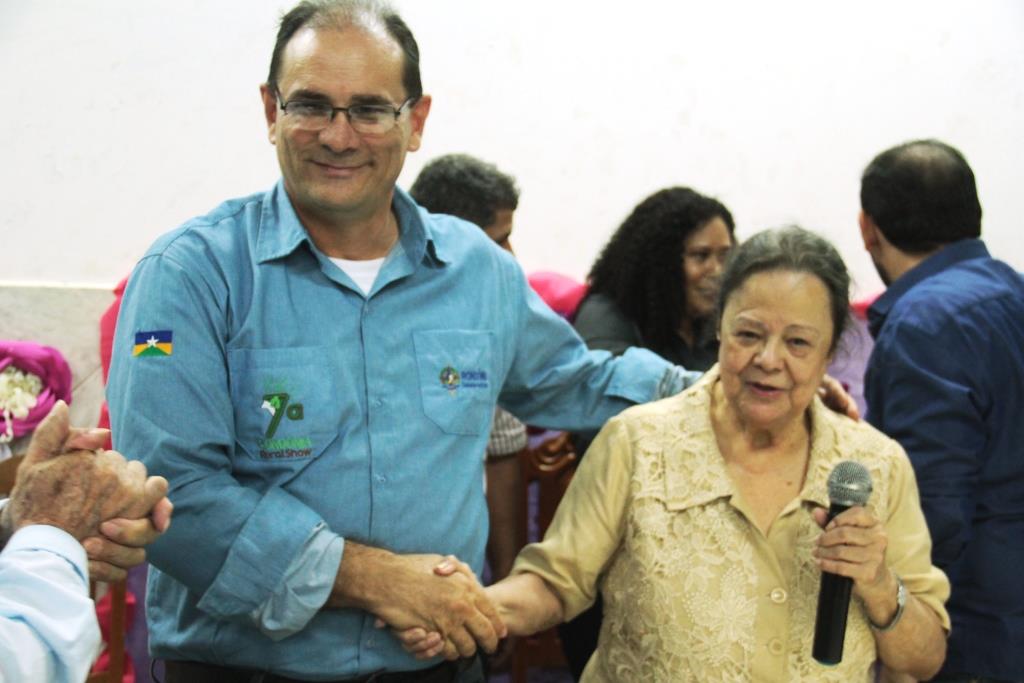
xmin=859 ymin=139 xmax=1024 ymax=683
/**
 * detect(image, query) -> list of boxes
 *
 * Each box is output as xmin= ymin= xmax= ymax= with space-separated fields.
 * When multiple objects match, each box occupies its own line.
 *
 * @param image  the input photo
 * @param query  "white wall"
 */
xmin=3 ymin=0 xmax=1022 ymax=297
xmin=0 ymin=284 xmax=113 ymax=448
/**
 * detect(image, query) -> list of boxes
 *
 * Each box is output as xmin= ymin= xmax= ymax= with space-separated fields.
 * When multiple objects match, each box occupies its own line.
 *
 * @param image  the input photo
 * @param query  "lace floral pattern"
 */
xmin=521 ymin=367 xmax=949 ymax=683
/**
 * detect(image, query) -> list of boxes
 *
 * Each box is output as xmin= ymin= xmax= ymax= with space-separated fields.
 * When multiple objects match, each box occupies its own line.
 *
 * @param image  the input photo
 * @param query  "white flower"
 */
xmin=0 ymin=366 xmax=43 ymax=443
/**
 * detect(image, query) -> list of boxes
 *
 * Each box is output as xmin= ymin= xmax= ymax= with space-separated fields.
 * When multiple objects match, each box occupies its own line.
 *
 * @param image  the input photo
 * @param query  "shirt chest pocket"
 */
xmin=228 ymin=346 xmax=343 ymax=461
xmin=413 ymin=330 xmax=495 ymax=435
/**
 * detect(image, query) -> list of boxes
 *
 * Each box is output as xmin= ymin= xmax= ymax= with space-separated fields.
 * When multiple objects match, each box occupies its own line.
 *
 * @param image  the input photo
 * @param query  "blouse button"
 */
xmin=769 ymin=587 xmax=788 ymax=604
xmin=768 ymin=638 xmax=785 ymax=656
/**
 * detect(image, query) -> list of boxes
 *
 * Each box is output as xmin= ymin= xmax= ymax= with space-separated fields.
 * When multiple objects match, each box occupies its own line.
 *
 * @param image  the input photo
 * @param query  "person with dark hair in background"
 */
xmin=562 ymin=186 xmax=735 ymax=677
xmin=410 ymin=154 xmax=519 ymax=252
xmin=106 ymin=1 xmax=707 ymax=681
xmin=859 ymin=139 xmax=1024 ymax=683
xmin=400 ymin=226 xmax=950 ymax=682
xmin=575 ymin=187 xmax=736 ymax=370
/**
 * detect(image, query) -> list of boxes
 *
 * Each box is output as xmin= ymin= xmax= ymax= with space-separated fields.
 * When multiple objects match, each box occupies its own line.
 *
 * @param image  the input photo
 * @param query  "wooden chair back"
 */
xmin=86 ymin=579 xmax=128 ymax=683
xmin=0 ymin=454 xmax=24 ymax=496
xmin=511 ymin=431 xmax=578 ymax=683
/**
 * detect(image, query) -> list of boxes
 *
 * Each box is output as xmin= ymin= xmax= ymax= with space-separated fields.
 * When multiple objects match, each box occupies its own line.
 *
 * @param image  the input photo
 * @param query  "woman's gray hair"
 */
xmin=716 ymin=226 xmax=851 ymax=353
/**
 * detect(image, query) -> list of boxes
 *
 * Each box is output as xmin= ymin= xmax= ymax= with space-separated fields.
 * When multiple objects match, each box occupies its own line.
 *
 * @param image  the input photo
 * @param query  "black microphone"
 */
xmin=812 ymin=460 xmax=873 ymax=666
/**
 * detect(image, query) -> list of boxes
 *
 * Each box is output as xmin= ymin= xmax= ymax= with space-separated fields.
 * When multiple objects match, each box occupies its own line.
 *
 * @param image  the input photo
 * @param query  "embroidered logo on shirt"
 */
xmin=461 ymin=370 xmax=489 ymax=388
xmin=133 ymin=330 xmax=173 ymax=357
xmin=440 ymin=366 xmax=461 ymax=393
xmin=258 ymin=392 xmax=310 ymax=459
xmin=439 ymin=366 xmax=488 ymax=395
xmin=260 ymin=392 xmax=305 ymax=439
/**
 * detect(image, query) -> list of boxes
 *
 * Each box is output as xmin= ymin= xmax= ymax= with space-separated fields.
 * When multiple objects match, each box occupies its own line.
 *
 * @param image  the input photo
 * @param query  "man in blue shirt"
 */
xmin=860 ymin=139 xmax=1024 ymax=682
xmin=106 ymin=2 xmax=695 ymax=681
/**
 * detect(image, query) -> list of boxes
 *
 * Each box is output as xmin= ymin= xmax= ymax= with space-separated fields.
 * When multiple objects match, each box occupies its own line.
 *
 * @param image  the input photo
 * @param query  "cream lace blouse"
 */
xmin=513 ymin=367 xmax=950 ymax=682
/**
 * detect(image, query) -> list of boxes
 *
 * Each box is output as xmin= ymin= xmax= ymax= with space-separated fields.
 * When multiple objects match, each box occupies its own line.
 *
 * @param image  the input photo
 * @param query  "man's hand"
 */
xmin=329 ymin=543 xmax=506 ymax=661
xmin=386 ymin=555 xmax=504 ymax=661
xmin=818 ymin=374 xmax=860 ymax=420
xmin=84 ymin=482 xmax=173 ymax=581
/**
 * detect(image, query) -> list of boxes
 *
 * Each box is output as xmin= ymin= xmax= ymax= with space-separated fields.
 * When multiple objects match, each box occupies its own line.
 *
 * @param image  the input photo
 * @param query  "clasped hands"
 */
xmin=366 ymin=553 xmax=506 ymax=662
xmin=385 ymin=505 xmax=898 ymax=661
xmin=0 ymin=401 xmax=172 ymax=581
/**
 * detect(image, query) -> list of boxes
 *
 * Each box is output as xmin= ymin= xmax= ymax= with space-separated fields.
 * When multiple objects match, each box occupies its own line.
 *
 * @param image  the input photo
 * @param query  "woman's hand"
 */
xmin=812 ymin=506 xmax=898 ymax=615
xmin=382 ymin=621 xmax=447 ymax=660
xmin=812 ymin=505 xmax=947 ymax=679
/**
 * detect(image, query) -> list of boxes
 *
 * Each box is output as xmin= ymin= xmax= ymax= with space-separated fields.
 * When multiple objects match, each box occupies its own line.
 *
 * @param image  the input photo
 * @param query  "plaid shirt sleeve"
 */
xmin=486 ymin=407 xmax=528 ymax=458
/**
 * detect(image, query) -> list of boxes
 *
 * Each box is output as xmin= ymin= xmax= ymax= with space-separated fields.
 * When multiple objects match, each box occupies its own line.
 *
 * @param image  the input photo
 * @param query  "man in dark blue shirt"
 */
xmin=860 ymin=139 xmax=1024 ymax=683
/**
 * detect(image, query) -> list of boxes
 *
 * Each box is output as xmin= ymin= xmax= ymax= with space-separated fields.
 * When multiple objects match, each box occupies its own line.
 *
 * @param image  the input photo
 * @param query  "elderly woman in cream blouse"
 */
xmin=406 ymin=227 xmax=951 ymax=681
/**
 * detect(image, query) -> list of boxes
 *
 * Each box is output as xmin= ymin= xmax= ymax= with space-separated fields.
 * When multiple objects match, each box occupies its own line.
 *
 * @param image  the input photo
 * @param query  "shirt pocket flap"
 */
xmin=228 ymin=346 xmax=342 ymax=461
xmin=413 ymin=330 xmax=494 ymax=435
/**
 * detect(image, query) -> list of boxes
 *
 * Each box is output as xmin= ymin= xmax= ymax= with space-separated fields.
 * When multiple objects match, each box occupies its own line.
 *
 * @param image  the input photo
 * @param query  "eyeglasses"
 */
xmin=276 ymin=89 xmax=416 ymax=135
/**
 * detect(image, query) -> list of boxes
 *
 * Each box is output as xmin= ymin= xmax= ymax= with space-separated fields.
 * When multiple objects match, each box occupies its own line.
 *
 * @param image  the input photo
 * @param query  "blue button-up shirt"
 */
xmin=865 ymin=239 xmax=1024 ymax=679
xmin=108 ymin=182 xmax=679 ymax=679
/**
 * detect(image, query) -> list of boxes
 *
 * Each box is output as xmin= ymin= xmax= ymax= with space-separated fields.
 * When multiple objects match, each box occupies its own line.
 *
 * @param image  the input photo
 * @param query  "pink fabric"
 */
xmin=851 ymin=293 xmax=881 ymax=321
xmin=0 ymin=340 xmax=72 ymax=437
xmin=97 ymin=277 xmax=128 ymax=442
xmin=527 ymin=271 xmax=588 ymax=321
xmin=95 ymin=275 xmax=140 ymax=683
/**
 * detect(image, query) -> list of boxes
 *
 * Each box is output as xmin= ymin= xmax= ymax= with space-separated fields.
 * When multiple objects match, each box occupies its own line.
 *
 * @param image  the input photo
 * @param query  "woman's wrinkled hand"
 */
xmin=812 ymin=506 xmax=896 ymax=608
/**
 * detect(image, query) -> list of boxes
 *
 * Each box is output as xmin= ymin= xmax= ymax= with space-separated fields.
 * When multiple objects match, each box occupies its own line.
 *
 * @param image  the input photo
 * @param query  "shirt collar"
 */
xmin=255 ymin=180 xmax=309 ymax=263
xmin=867 ymin=238 xmax=990 ymax=337
xmin=392 ymin=185 xmax=451 ymax=267
xmin=663 ymin=366 xmax=838 ymax=512
xmin=255 ymin=180 xmax=451 ymax=267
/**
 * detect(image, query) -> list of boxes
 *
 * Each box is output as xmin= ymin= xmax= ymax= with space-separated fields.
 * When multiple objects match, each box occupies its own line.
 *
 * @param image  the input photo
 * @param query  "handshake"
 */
xmin=0 ymin=401 xmax=172 ymax=580
xmin=329 ymin=543 xmax=512 ymax=663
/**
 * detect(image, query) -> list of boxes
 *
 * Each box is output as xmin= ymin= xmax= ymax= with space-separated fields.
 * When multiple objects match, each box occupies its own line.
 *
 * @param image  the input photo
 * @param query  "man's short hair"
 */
xmin=409 ymin=154 xmax=520 ymax=229
xmin=267 ymin=0 xmax=422 ymax=101
xmin=860 ymin=139 xmax=982 ymax=254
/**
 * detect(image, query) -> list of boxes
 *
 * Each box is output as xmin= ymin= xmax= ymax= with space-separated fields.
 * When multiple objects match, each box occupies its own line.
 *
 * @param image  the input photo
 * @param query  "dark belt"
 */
xmin=161 ymin=657 xmax=477 ymax=683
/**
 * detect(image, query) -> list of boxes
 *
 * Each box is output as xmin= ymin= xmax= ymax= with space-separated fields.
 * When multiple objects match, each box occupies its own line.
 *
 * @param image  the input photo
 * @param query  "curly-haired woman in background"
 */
xmin=574 ymin=187 xmax=736 ymax=371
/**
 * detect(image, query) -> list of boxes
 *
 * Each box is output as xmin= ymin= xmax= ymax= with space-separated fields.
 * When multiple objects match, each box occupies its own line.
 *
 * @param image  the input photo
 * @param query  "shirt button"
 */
xmin=769 ymin=588 xmax=788 ymax=604
xmin=768 ymin=638 xmax=785 ymax=656
xmin=375 ymin=474 xmax=387 ymax=483
xmin=365 ymin=638 xmax=375 ymax=648
xmin=374 ymin=398 xmax=384 ymax=407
